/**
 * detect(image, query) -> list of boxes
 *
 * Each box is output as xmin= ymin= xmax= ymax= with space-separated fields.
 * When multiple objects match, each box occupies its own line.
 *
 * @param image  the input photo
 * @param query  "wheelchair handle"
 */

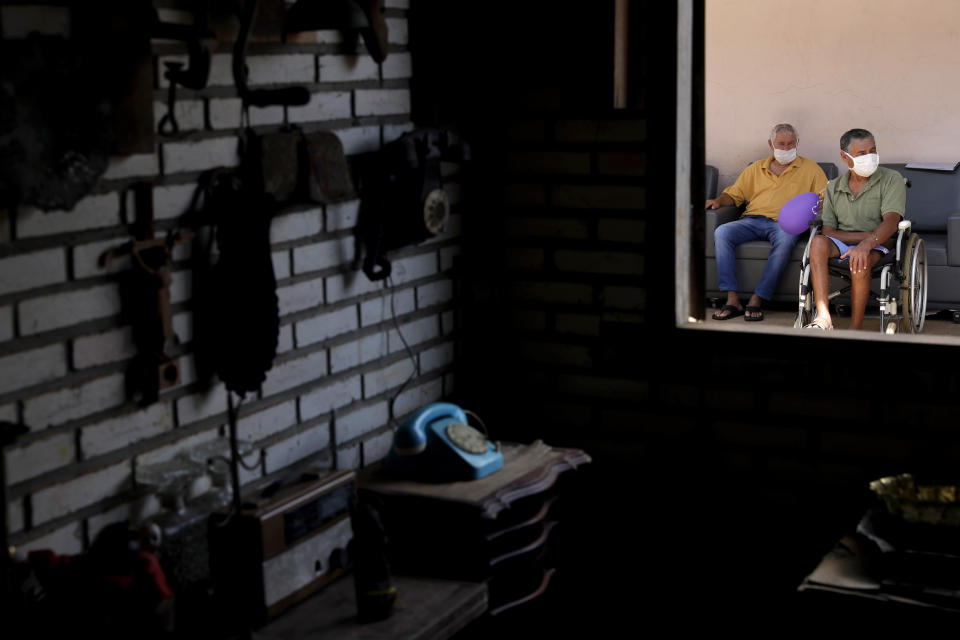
xmin=898 ymin=220 xmax=911 ymax=230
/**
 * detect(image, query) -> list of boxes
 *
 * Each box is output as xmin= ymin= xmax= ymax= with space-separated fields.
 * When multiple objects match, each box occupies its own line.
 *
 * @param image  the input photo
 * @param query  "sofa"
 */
xmin=704 ymin=162 xmax=960 ymax=314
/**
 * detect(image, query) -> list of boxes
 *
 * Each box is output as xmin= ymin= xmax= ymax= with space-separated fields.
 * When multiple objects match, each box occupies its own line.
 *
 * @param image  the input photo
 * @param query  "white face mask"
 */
xmin=844 ymin=151 xmax=880 ymax=178
xmin=773 ymin=147 xmax=797 ymax=165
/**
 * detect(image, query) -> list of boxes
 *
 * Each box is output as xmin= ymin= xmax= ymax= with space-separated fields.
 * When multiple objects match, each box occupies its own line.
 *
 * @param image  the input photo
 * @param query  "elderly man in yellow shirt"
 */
xmin=706 ymin=123 xmax=828 ymax=321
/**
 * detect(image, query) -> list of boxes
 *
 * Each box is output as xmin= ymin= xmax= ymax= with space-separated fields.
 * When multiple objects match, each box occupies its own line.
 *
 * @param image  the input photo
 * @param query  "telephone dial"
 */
xmin=384 ymin=402 xmax=503 ymax=481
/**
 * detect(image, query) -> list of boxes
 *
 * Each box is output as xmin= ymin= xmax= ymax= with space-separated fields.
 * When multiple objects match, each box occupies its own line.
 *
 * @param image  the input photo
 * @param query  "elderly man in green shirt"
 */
xmin=805 ymin=128 xmax=906 ymax=330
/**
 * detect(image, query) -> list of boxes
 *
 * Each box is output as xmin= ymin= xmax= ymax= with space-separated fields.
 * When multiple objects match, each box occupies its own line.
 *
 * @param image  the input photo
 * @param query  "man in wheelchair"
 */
xmin=803 ymin=128 xmax=906 ymax=330
xmin=706 ymin=123 xmax=828 ymax=321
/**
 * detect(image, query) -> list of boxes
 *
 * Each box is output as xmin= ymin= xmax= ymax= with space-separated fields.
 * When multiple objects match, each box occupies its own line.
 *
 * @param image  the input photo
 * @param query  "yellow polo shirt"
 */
xmin=722 ymin=156 xmax=828 ymax=220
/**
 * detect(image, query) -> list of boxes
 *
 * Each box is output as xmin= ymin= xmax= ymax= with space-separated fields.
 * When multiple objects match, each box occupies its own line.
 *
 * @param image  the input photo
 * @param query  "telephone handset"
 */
xmin=384 ymin=402 xmax=503 ymax=481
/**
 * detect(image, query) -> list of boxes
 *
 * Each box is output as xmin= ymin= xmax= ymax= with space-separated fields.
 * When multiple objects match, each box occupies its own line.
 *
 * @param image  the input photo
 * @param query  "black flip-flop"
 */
xmin=744 ymin=305 xmax=764 ymax=321
xmin=712 ymin=304 xmax=744 ymax=320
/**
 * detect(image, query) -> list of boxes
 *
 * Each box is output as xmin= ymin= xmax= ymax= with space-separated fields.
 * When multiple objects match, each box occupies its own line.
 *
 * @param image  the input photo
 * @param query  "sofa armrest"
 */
xmin=704 ymin=205 xmax=740 ymax=258
xmin=948 ymin=213 xmax=960 ymax=266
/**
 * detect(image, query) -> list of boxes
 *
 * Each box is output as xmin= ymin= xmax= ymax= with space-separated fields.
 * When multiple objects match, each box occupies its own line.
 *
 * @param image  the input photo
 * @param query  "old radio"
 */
xmin=208 ymin=467 xmax=356 ymax=627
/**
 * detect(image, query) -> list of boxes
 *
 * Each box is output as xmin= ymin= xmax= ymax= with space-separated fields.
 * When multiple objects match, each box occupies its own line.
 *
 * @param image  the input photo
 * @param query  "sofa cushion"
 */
xmin=880 ymin=163 xmax=960 ymax=233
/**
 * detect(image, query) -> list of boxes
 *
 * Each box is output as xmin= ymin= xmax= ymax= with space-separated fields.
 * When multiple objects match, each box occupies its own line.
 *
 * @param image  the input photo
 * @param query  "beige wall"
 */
xmin=706 ymin=0 xmax=960 ymax=189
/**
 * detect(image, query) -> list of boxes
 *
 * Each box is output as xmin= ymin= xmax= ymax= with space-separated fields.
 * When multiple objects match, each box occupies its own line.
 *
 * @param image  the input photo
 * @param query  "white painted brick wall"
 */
xmin=386 ymin=17 xmax=408 ymax=44
xmin=444 ymin=372 xmax=455 ymax=395
xmin=419 ymin=341 xmax=454 ymax=373
xmin=388 ymin=315 xmax=439 ymax=353
xmin=1 ymin=5 xmax=70 ymax=38
xmin=135 ymin=427 xmax=219 ymax=468
xmin=104 ymin=153 xmax=161 ymax=181
xmin=363 ymin=359 xmax=416 ymax=398
xmin=172 ymin=312 xmax=192 ymax=344
xmin=19 ymin=283 xmax=122 ymax=335
xmin=391 ymin=377 xmax=443 ymax=417
xmin=362 ymin=430 xmax=394 ymax=465
xmin=0 ymin=248 xmax=66 ymax=295
xmin=293 ymin=237 xmax=355 ymax=274
xmin=263 ymin=422 xmax=330 ymax=474
xmin=32 ymin=461 xmax=131 ymax=525
xmin=384 ymin=0 xmax=410 ymax=8
xmin=390 ymin=253 xmax=437 ymax=284
xmin=170 ymin=270 xmax=192 ymax=304
xmin=246 ymin=54 xmax=315 ymax=85
xmin=336 ymin=401 xmax=387 ymax=443
xmin=5 ymin=431 xmax=75 ymax=485
xmin=261 ymin=349 xmax=328 ymax=396
xmin=294 ymin=306 xmax=358 ymax=347
xmin=153 ymin=99 xmax=204 ymax=132
xmin=381 ymin=52 xmax=412 ymax=79
xmin=17 ymin=193 xmax=120 ymax=238
xmin=8 ymin=497 xmax=23 ymax=534
xmin=0 ymin=344 xmax=67 ymax=396
xmin=162 ymin=137 xmax=240 ymax=175
xmin=441 ymin=310 xmax=454 ymax=334
xmin=154 ymin=183 xmax=197 ymax=220
xmin=18 ymin=522 xmax=84 ymax=556
xmin=277 ymin=277 xmax=324 ymax=315
xmin=273 ymin=250 xmax=291 ymax=280
xmin=72 ymin=238 xmax=130 ymax=279
xmin=383 ymin=122 xmax=416 ymax=144
xmin=354 ymin=89 xmax=411 ymax=116
xmin=0 ymin=306 xmax=11 ymax=342
xmin=299 ymin=376 xmax=362 ymax=420
xmin=86 ymin=501 xmax=140 ymax=545
xmin=209 ymin=97 xmax=284 ymax=129
xmin=287 ymin=91 xmax=352 ymax=123
xmin=318 ymin=55 xmax=379 ymax=82
xmin=270 ymin=208 xmax=324 ymax=243
xmin=0 ymin=403 xmax=16 ymax=422
xmin=23 ymin=372 xmax=126 ymax=431
xmin=158 ymin=53 xmax=233 ymax=88
xmin=329 ymin=333 xmax=386 ymax=373
xmin=176 ymin=354 xmax=197 ymax=388
xmin=334 ymin=126 xmax=381 ymax=155
xmin=176 ymin=384 xmax=228 ymax=426
xmin=237 ymin=400 xmax=297 ymax=442
xmin=277 ymin=324 xmax=295 ymax=353
xmin=325 ymin=271 xmax=381 ymax=303
xmin=80 ymin=403 xmax=174 ymax=458
xmin=361 ymin=289 xmax=415 ymax=326
xmin=325 ymin=200 xmax=360 ymax=231
xmin=336 ymin=443 xmax=359 ymax=469
xmin=416 ymin=280 xmax=453 ymax=309
xmin=440 ymin=246 xmax=460 ymax=272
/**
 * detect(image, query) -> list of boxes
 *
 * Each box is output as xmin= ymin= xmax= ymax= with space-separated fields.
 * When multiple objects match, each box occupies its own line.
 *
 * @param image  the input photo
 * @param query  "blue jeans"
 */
xmin=714 ymin=215 xmax=799 ymax=301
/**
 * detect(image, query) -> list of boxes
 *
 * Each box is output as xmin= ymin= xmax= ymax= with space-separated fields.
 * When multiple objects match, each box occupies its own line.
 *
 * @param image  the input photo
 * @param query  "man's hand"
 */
xmin=705 ymin=199 xmax=720 ymax=209
xmin=841 ymin=240 xmax=873 ymax=275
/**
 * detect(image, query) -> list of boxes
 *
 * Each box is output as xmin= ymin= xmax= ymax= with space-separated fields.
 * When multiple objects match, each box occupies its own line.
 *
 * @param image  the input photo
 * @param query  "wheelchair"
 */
xmin=795 ymin=216 xmax=928 ymax=334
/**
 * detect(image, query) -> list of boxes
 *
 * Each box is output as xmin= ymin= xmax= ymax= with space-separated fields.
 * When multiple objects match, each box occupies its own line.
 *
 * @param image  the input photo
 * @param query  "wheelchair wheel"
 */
xmin=900 ymin=234 xmax=927 ymax=334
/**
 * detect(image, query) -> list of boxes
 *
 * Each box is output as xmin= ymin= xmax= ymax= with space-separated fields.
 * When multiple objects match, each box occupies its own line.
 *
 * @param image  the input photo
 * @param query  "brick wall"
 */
xmin=1 ymin=0 xmax=462 ymax=555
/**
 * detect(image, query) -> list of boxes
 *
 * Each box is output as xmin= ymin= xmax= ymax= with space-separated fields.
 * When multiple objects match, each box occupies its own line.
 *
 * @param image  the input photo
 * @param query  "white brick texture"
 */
xmin=330 ymin=333 xmax=386 ymax=372
xmin=135 ymin=427 xmax=219 ymax=468
xmin=158 ymin=53 xmax=233 ymax=88
xmin=261 ymin=349 xmax=328 ymax=396
xmin=237 ymin=400 xmax=297 ymax=443
xmin=334 ymin=126 xmax=381 ymax=155
xmin=336 ymin=402 xmax=387 ymax=443
xmin=391 ymin=377 xmax=443 ymax=418
xmin=390 ymin=253 xmax=437 ymax=284
xmin=163 ymin=137 xmax=240 ymax=174
xmin=0 ymin=248 xmax=66 ymax=295
xmin=294 ymin=306 xmax=358 ymax=347
xmin=419 ymin=341 xmax=454 ymax=372
xmin=152 ymin=99 xmax=204 ymax=132
xmin=388 ymin=316 xmax=439 ymax=353
xmin=277 ymin=324 xmax=295 ymax=353
xmin=270 ymin=208 xmax=324 ymax=243
xmin=0 ymin=306 xmax=11 ymax=342
xmin=176 ymin=384 xmax=228 ymax=426
xmin=246 ymin=54 xmax=315 ymax=85
xmin=273 ymin=251 xmax=291 ymax=280
xmin=386 ymin=17 xmax=408 ymax=44
xmin=354 ymin=89 xmax=411 ymax=116
xmin=80 ymin=403 xmax=174 ymax=458
xmin=19 ymin=522 xmax=84 ymax=556
xmin=277 ymin=277 xmax=325 ymax=316
xmin=23 ymin=373 xmax=126 ymax=431
xmin=104 ymin=153 xmax=161 ymax=180
xmin=299 ymin=376 xmax=363 ymax=420
xmin=362 ymin=430 xmax=394 ymax=465
xmin=0 ymin=344 xmax=67 ymax=396
xmin=19 ymin=283 xmax=122 ymax=335
xmin=287 ymin=91 xmax=352 ymax=123
xmin=318 ymin=55 xmax=379 ymax=82
xmin=440 ymin=247 xmax=460 ymax=272
xmin=154 ymin=183 xmax=197 ymax=220
xmin=0 ymin=403 xmax=16 ymax=422
xmin=293 ymin=237 xmax=355 ymax=274
xmin=17 ymin=193 xmax=120 ymax=238
xmin=361 ymin=289 xmax=415 ymax=326
xmin=381 ymin=52 xmax=413 ymax=79
xmin=264 ymin=422 xmax=330 ymax=474
xmin=32 ymin=462 xmax=131 ymax=526
xmin=363 ymin=359 xmax=416 ymax=398
xmin=325 ymin=272 xmax=381 ymax=303
xmin=325 ymin=200 xmax=360 ymax=231
xmin=210 ymin=98 xmax=283 ymax=129
xmin=416 ymin=280 xmax=453 ymax=309
xmin=8 ymin=497 xmax=23 ymax=534
xmin=383 ymin=122 xmax=416 ymax=144
xmin=5 ymin=431 xmax=75 ymax=485
xmin=1 ymin=5 xmax=69 ymax=38
xmin=335 ymin=443 xmax=359 ymax=469
xmin=72 ymin=238 xmax=130 ymax=279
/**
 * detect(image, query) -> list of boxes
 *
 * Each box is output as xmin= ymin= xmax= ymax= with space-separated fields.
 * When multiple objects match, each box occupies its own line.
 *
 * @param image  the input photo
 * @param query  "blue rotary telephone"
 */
xmin=384 ymin=402 xmax=503 ymax=481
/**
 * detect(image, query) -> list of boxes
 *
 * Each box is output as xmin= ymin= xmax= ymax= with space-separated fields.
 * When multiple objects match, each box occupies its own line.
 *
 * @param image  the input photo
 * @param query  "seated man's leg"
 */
xmin=749 ymin=218 xmax=800 ymax=318
xmin=713 ymin=217 xmax=764 ymax=319
xmin=849 ymin=250 xmax=886 ymax=330
xmin=808 ymin=235 xmax=840 ymax=328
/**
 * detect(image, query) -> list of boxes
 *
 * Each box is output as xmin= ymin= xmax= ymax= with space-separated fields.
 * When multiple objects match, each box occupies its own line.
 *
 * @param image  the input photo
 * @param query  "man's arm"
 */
xmin=824 ymin=212 xmax=902 ymax=273
xmin=705 ymin=192 xmax=735 ymax=209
